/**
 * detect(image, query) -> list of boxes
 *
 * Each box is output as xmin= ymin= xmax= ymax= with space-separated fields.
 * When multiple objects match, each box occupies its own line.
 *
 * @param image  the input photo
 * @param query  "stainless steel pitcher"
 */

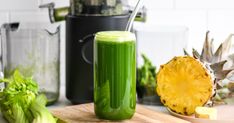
xmin=0 ymin=22 xmax=60 ymax=105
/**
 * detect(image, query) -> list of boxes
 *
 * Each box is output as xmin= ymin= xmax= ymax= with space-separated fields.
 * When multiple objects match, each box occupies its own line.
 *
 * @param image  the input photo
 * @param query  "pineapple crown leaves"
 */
xmin=184 ymin=31 xmax=234 ymax=81
xmin=184 ymin=31 xmax=234 ymax=104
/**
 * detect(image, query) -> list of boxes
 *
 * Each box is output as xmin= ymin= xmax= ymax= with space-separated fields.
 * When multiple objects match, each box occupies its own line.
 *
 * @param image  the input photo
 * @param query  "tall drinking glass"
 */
xmin=94 ymin=31 xmax=136 ymax=120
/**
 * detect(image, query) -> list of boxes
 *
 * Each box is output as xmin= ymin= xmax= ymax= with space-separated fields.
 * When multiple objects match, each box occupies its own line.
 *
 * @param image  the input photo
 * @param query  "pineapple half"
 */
xmin=157 ymin=56 xmax=213 ymax=115
xmin=157 ymin=31 xmax=234 ymax=115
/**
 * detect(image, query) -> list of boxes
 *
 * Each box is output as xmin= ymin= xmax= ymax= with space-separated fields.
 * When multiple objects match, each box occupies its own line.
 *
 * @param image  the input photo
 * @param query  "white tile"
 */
xmin=0 ymin=0 xmax=40 ymax=11
xmin=134 ymin=24 xmax=189 ymax=67
xmin=138 ymin=0 xmax=174 ymax=9
xmin=146 ymin=9 xmax=207 ymax=29
xmin=0 ymin=12 xmax=9 ymax=25
xmin=9 ymin=11 xmax=50 ymax=23
xmin=207 ymin=10 xmax=234 ymax=49
xmin=145 ymin=9 xmax=208 ymax=52
xmin=175 ymin=0 xmax=234 ymax=9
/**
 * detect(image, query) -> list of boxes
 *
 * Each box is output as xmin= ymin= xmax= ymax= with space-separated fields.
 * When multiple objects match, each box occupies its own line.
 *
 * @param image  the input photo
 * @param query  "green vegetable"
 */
xmin=30 ymin=95 xmax=56 ymax=123
xmin=137 ymin=54 xmax=156 ymax=87
xmin=0 ymin=70 xmax=57 ymax=123
xmin=137 ymin=54 xmax=157 ymax=96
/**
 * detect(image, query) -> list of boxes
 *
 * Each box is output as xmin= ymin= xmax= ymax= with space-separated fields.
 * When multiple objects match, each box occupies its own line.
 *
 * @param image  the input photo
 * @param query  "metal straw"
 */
xmin=125 ymin=0 xmax=143 ymax=32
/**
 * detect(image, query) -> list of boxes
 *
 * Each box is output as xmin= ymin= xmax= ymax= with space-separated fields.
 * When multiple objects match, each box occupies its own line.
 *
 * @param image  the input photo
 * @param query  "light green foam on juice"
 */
xmin=95 ymin=31 xmax=136 ymax=42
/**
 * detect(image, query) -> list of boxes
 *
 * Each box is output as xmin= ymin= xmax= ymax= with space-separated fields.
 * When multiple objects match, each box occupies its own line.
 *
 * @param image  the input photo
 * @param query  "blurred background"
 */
xmin=0 ymin=0 xmax=234 ymax=88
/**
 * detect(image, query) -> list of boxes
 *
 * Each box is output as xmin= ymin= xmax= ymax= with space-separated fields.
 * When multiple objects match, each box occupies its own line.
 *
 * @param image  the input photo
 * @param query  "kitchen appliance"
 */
xmin=41 ymin=0 xmax=146 ymax=104
xmin=134 ymin=24 xmax=189 ymax=67
xmin=0 ymin=22 xmax=60 ymax=105
xmin=134 ymin=24 xmax=188 ymax=105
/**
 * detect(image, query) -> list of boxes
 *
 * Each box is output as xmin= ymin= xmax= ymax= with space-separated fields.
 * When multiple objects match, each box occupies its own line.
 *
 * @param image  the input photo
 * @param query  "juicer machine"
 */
xmin=40 ymin=0 xmax=146 ymax=104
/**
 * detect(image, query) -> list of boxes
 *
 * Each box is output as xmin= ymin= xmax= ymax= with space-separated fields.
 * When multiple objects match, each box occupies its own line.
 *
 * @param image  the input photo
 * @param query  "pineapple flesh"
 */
xmin=157 ymin=56 xmax=213 ymax=115
xmin=195 ymin=107 xmax=217 ymax=120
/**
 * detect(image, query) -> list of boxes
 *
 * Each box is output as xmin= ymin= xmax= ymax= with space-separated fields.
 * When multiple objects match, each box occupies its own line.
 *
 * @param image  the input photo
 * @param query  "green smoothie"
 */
xmin=94 ymin=31 xmax=136 ymax=120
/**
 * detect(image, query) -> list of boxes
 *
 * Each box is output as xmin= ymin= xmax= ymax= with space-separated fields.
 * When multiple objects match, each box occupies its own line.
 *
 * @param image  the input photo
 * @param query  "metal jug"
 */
xmin=0 ymin=22 xmax=60 ymax=105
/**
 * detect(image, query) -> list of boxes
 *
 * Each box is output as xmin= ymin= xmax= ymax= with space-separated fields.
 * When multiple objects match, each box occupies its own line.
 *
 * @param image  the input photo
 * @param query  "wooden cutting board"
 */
xmin=51 ymin=103 xmax=190 ymax=123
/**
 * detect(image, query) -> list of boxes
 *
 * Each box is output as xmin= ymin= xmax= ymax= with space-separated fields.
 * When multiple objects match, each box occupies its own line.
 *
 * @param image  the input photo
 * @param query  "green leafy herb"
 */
xmin=137 ymin=54 xmax=157 ymax=95
xmin=0 ymin=70 xmax=57 ymax=123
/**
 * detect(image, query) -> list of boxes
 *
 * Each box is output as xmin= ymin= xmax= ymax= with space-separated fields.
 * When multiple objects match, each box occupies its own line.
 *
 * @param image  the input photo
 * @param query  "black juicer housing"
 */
xmin=66 ymin=14 xmax=129 ymax=104
xmin=40 ymin=0 xmax=146 ymax=104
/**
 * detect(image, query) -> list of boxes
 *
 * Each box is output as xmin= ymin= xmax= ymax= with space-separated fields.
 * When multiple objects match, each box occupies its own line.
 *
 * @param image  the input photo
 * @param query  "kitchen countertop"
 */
xmin=49 ymin=86 xmax=168 ymax=113
xmin=0 ymin=86 xmax=168 ymax=123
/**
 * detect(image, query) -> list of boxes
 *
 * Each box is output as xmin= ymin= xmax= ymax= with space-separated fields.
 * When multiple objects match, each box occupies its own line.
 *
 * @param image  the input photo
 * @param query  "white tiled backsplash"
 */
xmin=0 ymin=0 xmax=234 ymax=81
xmin=0 ymin=0 xmax=234 ymax=48
xmin=134 ymin=24 xmax=189 ymax=67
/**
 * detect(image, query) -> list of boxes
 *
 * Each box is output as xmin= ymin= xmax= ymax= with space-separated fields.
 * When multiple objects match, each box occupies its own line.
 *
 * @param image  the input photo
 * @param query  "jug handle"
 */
xmin=0 ymin=22 xmax=19 ymax=81
xmin=0 ymin=27 xmax=4 ymax=78
xmin=0 ymin=27 xmax=4 ymax=79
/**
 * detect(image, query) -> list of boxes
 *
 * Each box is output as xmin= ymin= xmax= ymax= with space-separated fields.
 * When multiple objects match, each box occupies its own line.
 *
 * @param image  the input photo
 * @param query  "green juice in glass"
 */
xmin=94 ymin=31 xmax=136 ymax=120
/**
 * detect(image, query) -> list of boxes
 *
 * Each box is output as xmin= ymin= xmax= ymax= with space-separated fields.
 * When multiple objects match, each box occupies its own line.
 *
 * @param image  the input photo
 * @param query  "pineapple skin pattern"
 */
xmin=157 ymin=56 xmax=213 ymax=115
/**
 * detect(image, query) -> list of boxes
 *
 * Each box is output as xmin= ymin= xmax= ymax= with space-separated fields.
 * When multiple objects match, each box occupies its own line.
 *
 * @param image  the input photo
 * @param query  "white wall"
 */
xmin=142 ymin=0 xmax=234 ymax=51
xmin=0 ymin=0 xmax=233 ymax=50
xmin=0 ymin=0 xmax=234 ymax=78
